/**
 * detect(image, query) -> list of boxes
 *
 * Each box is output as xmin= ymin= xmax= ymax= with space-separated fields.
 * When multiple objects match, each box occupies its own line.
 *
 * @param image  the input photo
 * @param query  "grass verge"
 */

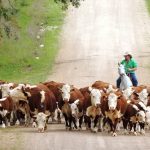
xmin=0 ymin=0 xmax=65 ymax=84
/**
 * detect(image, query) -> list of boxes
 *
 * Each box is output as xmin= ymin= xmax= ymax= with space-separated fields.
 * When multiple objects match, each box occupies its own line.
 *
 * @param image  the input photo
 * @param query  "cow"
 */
xmin=101 ymin=91 xmax=127 ymax=136
xmin=121 ymin=87 xmax=148 ymax=135
xmin=9 ymin=83 xmax=57 ymax=132
xmin=123 ymin=102 xmax=147 ymax=135
xmin=79 ymin=86 xmax=103 ymax=132
xmin=43 ymin=81 xmax=84 ymax=130
xmin=0 ymin=82 xmax=20 ymax=125
xmin=92 ymin=80 xmax=117 ymax=93
xmin=0 ymin=96 xmax=14 ymax=128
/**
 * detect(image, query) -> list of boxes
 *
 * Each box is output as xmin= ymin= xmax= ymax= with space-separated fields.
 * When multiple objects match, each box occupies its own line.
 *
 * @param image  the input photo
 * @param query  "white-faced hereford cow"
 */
xmin=43 ymin=81 xmax=84 ymax=130
xmin=9 ymin=83 xmax=57 ymax=132
xmin=79 ymin=86 xmax=103 ymax=132
xmin=101 ymin=91 xmax=127 ymax=136
xmin=122 ymin=88 xmax=148 ymax=135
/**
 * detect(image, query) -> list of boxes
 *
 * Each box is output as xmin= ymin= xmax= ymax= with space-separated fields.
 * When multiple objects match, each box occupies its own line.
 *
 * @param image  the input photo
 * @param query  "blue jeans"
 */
xmin=116 ymin=73 xmax=138 ymax=88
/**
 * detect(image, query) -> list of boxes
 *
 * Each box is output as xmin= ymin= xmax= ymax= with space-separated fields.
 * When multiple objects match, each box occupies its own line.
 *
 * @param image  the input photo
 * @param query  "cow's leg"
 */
xmin=79 ymin=115 xmax=83 ymax=130
xmin=63 ymin=113 xmax=69 ymax=130
xmin=72 ymin=117 xmax=77 ymax=129
xmin=107 ymin=118 xmax=113 ymax=133
xmin=112 ymin=119 xmax=119 ymax=137
xmin=98 ymin=116 xmax=103 ymax=132
xmin=139 ymin=122 xmax=145 ymax=135
xmin=92 ymin=115 xmax=99 ymax=133
xmin=87 ymin=116 xmax=91 ymax=130
xmin=129 ymin=120 xmax=134 ymax=133
xmin=122 ymin=118 xmax=129 ymax=134
xmin=103 ymin=117 xmax=110 ymax=132
xmin=84 ymin=115 xmax=91 ymax=130
xmin=6 ymin=112 xmax=11 ymax=126
xmin=57 ymin=111 xmax=61 ymax=123
xmin=68 ymin=116 xmax=73 ymax=130
xmin=133 ymin=122 xmax=137 ymax=136
xmin=1 ymin=116 xmax=7 ymax=128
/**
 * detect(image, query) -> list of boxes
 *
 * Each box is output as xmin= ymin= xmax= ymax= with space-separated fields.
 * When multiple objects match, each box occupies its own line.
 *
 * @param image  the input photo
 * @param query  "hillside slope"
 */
xmin=0 ymin=0 xmax=64 ymax=84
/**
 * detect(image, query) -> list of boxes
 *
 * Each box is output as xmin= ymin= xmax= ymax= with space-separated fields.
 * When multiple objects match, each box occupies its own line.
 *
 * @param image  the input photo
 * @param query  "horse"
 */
xmin=118 ymin=63 xmax=133 ymax=91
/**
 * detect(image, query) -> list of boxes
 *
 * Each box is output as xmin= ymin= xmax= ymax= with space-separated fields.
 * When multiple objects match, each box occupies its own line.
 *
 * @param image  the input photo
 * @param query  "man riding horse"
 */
xmin=117 ymin=52 xmax=138 ymax=88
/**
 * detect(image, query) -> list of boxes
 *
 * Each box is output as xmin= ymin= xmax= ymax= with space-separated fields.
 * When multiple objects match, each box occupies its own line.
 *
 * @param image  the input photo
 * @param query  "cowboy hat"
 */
xmin=124 ymin=51 xmax=132 ymax=57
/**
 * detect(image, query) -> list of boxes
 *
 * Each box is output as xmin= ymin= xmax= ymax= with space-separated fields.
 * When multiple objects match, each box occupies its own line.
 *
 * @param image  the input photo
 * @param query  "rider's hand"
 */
xmin=128 ymin=68 xmax=133 ymax=71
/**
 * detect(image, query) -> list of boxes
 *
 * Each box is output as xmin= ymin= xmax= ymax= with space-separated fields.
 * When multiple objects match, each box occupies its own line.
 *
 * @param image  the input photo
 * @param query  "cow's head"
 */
xmin=122 ymin=87 xmax=134 ymax=99
xmin=70 ymin=99 xmax=80 ymax=119
xmin=137 ymin=110 xmax=146 ymax=123
xmin=88 ymin=87 xmax=102 ymax=106
xmin=105 ymin=84 xmax=118 ymax=93
xmin=59 ymin=84 xmax=74 ymax=102
xmin=108 ymin=93 xmax=118 ymax=111
xmin=138 ymin=89 xmax=148 ymax=105
xmin=34 ymin=112 xmax=49 ymax=132
xmin=0 ymin=83 xmax=15 ymax=97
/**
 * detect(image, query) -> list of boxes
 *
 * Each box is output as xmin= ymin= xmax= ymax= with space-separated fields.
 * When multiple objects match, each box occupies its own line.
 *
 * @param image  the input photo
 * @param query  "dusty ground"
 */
xmin=47 ymin=0 xmax=150 ymax=87
xmin=1 ymin=0 xmax=150 ymax=149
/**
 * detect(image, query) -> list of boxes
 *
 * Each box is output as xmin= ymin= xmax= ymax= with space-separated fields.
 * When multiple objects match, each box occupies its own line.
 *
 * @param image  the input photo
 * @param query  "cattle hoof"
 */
xmin=69 ymin=127 xmax=72 ymax=131
xmin=1 ymin=123 xmax=6 ymax=128
xmin=134 ymin=132 xmax=137 ymax=136
xmin=7 ymin=122 xmax=11 ymax=127
xmin=78 ymin=127 xmax=82 ymax=131
xmin=92 ymin=128 xmax=98 ymax=133
xmin=112 ymin=132 xmax=117 ymax=137
xmin=140 ymin=130 xmax=145 ymax=135
xmin=32 ymin=122 xmax=37 ymax=128
xmin=123 ymin=130 xmax=129 ymax=135
xmin=98 ymin=128 xmax=102 ymax=132
xmin=15 ymin=120 xmax=20 ymax=126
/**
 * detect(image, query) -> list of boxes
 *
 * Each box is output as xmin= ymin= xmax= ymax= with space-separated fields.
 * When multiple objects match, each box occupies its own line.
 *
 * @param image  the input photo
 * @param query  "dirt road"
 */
xmin=47 ymin=0 xmax=150 ymax=87
xmin=1 ymin=0 xmax=150 ymax=149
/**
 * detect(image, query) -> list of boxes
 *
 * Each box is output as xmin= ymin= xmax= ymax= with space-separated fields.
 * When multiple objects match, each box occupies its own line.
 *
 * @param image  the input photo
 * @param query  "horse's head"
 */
xmin=118 ymin=63 xmax=126 ymax=76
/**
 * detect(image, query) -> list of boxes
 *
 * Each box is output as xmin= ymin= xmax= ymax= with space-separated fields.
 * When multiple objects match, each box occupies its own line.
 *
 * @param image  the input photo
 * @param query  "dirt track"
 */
xmin=47 ymin=0 xmax=150 ymax=87
xmin=1 ymin=0 xmax=150 ymax=149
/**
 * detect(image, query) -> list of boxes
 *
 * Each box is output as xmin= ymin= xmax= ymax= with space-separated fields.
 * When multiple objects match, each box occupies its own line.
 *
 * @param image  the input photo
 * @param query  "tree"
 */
xmin=0 ymin=0 xmax=18 ymax=39
xmin=0 ymin=0 xmax=83 ymax=40
xmin=54 ymin=0 xmax=84 ymax=9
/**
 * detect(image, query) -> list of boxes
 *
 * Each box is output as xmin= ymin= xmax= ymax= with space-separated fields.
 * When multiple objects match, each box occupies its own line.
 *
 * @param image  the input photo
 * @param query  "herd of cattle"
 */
xmin=0 ymin=80 xmax=150 ymax=136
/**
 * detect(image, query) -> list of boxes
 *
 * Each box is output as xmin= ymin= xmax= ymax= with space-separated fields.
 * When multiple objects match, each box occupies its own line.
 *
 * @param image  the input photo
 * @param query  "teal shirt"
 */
xmin=121 ymin=58 xmax=137 ymax=74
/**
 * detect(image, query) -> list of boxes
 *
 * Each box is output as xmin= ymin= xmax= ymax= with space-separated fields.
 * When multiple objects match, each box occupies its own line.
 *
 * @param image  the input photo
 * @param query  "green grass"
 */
xmin=146 ymin=0 xmax=150 ymax=13
xmin=0 ymin=0 xmax=65 ymax=84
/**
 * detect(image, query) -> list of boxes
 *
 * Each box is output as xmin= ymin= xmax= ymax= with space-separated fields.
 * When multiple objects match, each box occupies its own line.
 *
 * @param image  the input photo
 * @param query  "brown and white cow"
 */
xmin=101 ymin=91 xmax=127 ymax=136
xmin=0 ymin=96 xmax=14 ymax=127
xmin=43 ymin=81 xmax=84 ymax=130
xmin=92 ymin=80 xmax=117 ymax=93
xmin=121 ymin=86 xmax=149 ymax=135
xmin=9 ymin=83 xmax=57 ymax=132
xmin=123 ymin=102 xmax=147 ymax=135
xmin=80 ymin=86 xmax=103 ymax=132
